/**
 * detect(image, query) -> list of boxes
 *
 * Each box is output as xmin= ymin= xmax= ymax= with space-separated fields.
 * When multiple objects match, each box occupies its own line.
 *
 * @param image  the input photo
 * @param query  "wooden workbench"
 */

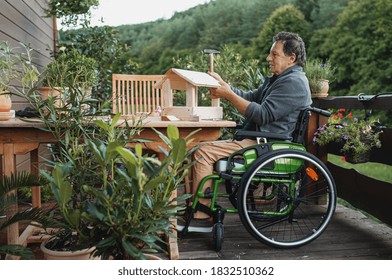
xmin=0 ymin=118 xmax=55 ymax=259
xmin=1 ymin=117 xmax=236 ymax=260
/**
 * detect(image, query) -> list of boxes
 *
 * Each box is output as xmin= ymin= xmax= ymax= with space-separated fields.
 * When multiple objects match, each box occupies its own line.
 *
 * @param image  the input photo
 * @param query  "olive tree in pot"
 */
xmin=38 ymin=47 xmax=98 ymax=112
xmin=40 ymin=114 xmax=194 ymax=260
xmin=0 ymin=42 xmax=40 ymax=120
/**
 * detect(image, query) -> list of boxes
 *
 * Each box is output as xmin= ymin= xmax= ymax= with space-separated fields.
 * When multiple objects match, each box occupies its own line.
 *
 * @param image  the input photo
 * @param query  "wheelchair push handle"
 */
xmin=310 ymin=107 xmax=331 ymax=117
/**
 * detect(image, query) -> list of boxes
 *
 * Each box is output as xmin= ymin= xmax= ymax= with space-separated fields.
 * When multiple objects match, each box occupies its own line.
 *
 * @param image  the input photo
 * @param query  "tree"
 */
xmin=322 ymin=0 xmax=392 ymax=95
xmin=294 ymin=0 xmax=320 ymax=23
xmin=251 ymin=4 xmax=310 ymax=67
xmin=60 ymin=24 xmax=138 ymax=101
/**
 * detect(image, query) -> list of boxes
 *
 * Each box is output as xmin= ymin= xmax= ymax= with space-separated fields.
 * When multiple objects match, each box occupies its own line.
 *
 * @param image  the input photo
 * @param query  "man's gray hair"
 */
xmin=273 ymin=31 xmax=306 ymax=67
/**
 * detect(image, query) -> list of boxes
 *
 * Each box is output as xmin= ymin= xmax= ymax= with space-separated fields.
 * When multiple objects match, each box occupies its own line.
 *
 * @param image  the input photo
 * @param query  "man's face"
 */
xmin=266 ymin=41 xmax=296 ymax=75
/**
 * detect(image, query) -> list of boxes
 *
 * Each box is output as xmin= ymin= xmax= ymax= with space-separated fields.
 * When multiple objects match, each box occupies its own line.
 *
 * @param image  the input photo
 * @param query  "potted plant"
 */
xmin=313 ymin=108 xmax=383 ymax=163
xmin=44 ymin=0 xmax=99 ymax=26
xmin=16 ymin=44 xmax=192 ymax=260
xmin=0 ymin=42 xmax=39 ymax=120
xmin=39 ymin=115 xmax=193 ymax=260
xmin=305 ymin=58 xmax=335 ymax=98
xmin=39 ymin=47 xmax=98 ymax=111
xmin=0 ymin=41 xmax=16 ymax=116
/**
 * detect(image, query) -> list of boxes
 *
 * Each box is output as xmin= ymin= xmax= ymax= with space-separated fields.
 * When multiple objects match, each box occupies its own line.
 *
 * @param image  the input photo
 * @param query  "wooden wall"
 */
xmin=0 ymin=0 xmax=55 ymax=111
xmin=0 ymin=0 xmax=56 ymax=172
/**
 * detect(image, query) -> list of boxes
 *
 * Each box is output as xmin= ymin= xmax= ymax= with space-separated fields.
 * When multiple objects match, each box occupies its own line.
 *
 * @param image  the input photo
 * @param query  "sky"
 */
xmin=85 ymin=0 xmax=211 ymax=27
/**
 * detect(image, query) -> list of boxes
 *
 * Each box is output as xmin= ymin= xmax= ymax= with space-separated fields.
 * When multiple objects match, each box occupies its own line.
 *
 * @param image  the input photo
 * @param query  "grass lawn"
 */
xmin=328 ymin=154 xmax=392 ymax=184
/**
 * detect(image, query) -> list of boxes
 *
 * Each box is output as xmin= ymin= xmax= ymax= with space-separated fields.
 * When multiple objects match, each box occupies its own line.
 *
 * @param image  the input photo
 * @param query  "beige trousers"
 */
xmin=191 ymin=138 xmax=257 ymax=218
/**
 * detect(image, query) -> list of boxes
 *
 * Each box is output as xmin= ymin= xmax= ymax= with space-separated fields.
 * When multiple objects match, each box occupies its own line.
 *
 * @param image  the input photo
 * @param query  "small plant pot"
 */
xmin=0 ymin=91 xmax=12 ymax=114
xmin=39 ymin=87 xmax=64 ymax=108
xmin=311 ymin=79 xmax=329 ymax=98
xmin=40 ymin=239 xmax=99 ymax=260
xmin=0 ymin=111 xmax=13 ymax=121
xmin=344 ymin=151 xmax=371 ymax=164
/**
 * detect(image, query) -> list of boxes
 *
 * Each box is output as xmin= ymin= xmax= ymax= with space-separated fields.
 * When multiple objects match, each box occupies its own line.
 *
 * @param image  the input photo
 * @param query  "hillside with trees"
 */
xmin=114 ymin=0 xmax=348 ymax=75
xmin=60 ymin=0 xmax=391 ymax=125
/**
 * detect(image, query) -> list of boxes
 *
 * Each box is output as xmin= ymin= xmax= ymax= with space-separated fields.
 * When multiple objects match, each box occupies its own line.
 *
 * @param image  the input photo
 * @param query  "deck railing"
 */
xmin=311 ymin=94 xmax=392 ymax=225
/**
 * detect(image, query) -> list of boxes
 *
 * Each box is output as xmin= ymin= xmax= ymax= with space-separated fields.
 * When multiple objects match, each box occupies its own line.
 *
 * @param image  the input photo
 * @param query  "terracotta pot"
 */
xmin=144 ymin=253 xmax=163 ymax=260
xmin=311 ymin=79 xmax=329 ymax=98
xmin=40 ymin=239 xmax=99 ymax=260
xmin=0 ymin=91 xmax=12 ymax=112
xmin=0 ymin=92 xmax=12 ymax=121
xmin=39 ymin=87 xmax=64 ymax=108
xmin=39 ymin=87 xmax=91 ymax=111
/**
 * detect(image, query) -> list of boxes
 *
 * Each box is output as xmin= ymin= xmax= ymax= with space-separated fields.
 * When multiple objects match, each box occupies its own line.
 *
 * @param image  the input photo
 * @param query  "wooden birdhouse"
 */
xmin=154 ymin=68 xmax=223 ymax=120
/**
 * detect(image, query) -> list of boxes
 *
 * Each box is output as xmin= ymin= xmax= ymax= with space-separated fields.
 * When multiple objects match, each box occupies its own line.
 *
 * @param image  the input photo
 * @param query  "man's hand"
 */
xmin=208 ymin=71 xmax=251 ymax=115
xmin=208 ymin=71 xmax=233 ymax=99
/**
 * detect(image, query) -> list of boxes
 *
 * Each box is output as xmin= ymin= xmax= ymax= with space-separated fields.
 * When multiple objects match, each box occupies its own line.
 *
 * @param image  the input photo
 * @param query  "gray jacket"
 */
xmin=232 ymin=65 xmax=312 ymax=140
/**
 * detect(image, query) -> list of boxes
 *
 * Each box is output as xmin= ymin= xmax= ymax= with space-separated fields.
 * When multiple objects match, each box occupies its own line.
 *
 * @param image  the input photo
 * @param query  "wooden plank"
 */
xmin=162 ymin=79 xmax=173 ymax=108
xmin=162 ymin=106 xmax=223 ymax=120
xmin=312 ymin=94 xmax=392 ymax=110
xmin=0 ymin=0 xmax=54 ymax=116
xmin=156 ymin=68 xmax=220 ymax=89
xmin=8 ymin=0 xmax=53 ymax=36
xmin=186 ymin=82 xmax=197 ymax=108
xmin=177 ymin=204 xmax=392 ymax=260
xmin=0 ymin=11 xmax=52 ymax=60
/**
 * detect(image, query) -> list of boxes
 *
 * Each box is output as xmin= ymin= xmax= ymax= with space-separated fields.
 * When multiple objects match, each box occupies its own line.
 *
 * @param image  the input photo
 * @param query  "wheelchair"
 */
xmin=180 ymin=107 xmax=337 ymax=252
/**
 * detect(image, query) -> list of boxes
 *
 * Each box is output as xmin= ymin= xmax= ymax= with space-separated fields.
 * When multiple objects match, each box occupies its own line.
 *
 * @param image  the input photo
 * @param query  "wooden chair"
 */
xmin=112 ymin=74 xmax=164 ymax=117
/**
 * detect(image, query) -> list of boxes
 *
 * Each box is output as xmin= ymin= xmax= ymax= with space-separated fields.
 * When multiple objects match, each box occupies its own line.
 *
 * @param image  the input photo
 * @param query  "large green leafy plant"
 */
xmin=0 ymin=42 xmax=40 ymax=96
xmin=41 ymin=115 xmax=194 ymax=259
xmin=42 ymin=47 xmax=98 ymax=92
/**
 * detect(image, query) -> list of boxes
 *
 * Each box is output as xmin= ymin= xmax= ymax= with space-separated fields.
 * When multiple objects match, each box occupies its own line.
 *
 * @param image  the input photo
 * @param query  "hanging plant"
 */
xmin=45 ymin=0 xmax=99 ymax=26
xmin=313 ymin=108 xmax=383 ymax=163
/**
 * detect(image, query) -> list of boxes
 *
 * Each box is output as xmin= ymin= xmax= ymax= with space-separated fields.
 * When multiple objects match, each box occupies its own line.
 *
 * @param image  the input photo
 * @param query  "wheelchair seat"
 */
xmin=214 ymin=107 xmax=313 ymax=173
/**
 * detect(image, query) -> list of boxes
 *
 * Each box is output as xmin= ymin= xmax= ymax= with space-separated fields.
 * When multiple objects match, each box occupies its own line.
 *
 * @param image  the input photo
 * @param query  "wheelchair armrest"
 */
xmin=235 ymin=130 xmax=290 ymax=141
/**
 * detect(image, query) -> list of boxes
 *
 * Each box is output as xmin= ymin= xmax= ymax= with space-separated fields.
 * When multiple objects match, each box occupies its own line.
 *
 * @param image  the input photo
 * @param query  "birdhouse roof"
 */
xmin=154 ymin=68 xmax=220 ymax=89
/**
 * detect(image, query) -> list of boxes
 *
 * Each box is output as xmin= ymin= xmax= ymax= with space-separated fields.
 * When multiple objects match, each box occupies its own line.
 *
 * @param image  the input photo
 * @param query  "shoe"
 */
xmin=176 ymin=218 xmax=213 ymax=233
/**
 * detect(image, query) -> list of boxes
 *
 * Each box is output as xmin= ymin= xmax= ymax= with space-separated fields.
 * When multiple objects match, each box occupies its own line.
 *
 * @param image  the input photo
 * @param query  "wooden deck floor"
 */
xmin=4 ymin=203 xmax=392 ymax=260
xmin=177 ymin=204 xmax=392 ymax=260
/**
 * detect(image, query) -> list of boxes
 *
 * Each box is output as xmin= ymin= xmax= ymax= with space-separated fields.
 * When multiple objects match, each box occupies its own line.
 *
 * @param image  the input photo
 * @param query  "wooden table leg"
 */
xmin=30 ymin=148 xmax=41 ymax=208
xmin=157 ymin=153 xmax=179 ymax=260
xmin=168 ymin=189 xmax=179 ymax=260
xmin=4 ymin=143 xmax=18 ymax=260
xmin=0 ymin=150 xmax=3 ymax=176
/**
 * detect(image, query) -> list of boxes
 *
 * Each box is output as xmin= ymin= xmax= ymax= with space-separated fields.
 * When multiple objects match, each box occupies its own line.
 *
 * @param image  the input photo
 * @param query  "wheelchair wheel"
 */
xmin=237 ymin=149 xmax=336 ymax=248
xmin=212 ymin=223 xmax=224 ymax=252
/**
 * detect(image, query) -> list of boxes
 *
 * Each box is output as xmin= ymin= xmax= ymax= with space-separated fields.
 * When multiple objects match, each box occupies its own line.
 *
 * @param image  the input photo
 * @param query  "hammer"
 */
xmin=203 ymin=49 xmax=220 ymax=73
xmin=203 ymin=49 xmax=220 ymax=107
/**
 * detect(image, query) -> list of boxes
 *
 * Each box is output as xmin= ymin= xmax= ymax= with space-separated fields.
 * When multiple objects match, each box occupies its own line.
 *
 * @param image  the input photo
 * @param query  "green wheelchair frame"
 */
xmin=181 ymin=107 xmax=337 ymax=251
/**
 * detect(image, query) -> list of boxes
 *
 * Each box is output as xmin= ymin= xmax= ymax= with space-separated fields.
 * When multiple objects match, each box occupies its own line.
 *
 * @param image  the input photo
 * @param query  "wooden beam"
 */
xmin=312 ymin=94 xmax=392 ymax=110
